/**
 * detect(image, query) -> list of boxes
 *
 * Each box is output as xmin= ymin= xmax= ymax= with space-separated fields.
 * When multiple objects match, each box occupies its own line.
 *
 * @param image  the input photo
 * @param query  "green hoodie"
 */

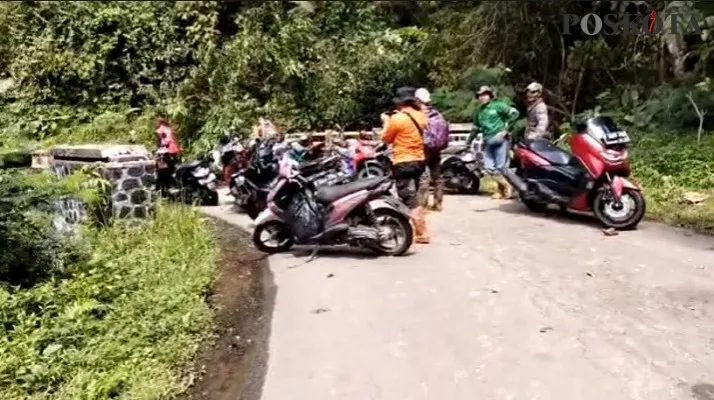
xmin=467 ymin=99 xmax=520 ymax=144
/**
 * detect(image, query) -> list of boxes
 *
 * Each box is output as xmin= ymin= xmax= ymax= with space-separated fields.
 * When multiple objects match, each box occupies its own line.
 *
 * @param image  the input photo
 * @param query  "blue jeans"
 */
xmin=483 ymin=137 xmax=509 ymax=174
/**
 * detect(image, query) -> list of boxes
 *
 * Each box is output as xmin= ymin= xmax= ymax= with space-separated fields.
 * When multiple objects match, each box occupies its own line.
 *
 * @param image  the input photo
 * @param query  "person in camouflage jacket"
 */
xmin=524 ymin=82 xmax=551 ymax=140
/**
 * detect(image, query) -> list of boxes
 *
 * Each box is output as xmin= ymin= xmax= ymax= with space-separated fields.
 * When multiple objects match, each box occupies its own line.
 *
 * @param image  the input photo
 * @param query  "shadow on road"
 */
xmin=692 ymin=383 xmax=714 ymax=400
xmin=494 ymin=200 xmax=604 ymax=230
xmin=289 ymin=246 xmax=416 ymax=260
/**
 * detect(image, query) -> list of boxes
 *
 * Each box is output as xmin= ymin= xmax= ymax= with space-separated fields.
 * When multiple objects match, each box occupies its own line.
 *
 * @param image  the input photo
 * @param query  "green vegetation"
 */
xmin=0 ymin=170 xmax=216 ymax=399
xmin=1 ymin=1 xmax=714 ymax=398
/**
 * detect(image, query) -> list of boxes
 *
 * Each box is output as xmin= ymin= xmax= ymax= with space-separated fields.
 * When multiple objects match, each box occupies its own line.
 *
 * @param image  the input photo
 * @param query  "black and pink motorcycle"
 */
xmin=252 ymin=155 xmax=413 ymax=256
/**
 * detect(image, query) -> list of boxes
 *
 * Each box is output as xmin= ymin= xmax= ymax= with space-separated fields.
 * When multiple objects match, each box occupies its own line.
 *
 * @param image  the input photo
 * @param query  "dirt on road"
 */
xmin=181 ymin=218 xmax=275 ymax=400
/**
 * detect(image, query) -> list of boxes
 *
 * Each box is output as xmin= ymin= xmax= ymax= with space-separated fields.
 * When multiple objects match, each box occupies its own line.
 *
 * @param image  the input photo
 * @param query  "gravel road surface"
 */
xmin=201 ymin=190 xmax=714 ymax=400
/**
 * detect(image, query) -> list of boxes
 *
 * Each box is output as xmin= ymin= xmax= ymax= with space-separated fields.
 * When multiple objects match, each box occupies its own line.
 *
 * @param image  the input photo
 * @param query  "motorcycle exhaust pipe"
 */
xmin=500 ymin=168 xmax=528 ymax=193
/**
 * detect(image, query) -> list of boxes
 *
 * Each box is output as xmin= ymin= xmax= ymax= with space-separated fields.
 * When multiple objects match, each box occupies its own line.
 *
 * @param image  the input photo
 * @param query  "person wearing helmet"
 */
xmin=524 ymin=82 xmax=551 ymax=140
xmin=467 ymin=85 xmax=520 ymax=200
xmin=414 ymin=87 xmax=447 ymax=212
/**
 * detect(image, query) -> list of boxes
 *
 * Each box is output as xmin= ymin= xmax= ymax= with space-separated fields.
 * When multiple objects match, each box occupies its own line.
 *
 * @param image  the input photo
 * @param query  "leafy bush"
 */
xmin=0 ymin=170 xmax=104 ymax=288
xmin=0 ymin=205 xmax=216 ymax=399
xmin=2 ymin=1 xmax=219 ymax=106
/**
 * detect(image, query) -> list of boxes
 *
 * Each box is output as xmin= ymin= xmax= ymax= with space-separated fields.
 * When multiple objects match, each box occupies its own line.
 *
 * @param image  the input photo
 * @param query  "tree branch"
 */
xmin=686 ymin=91 xmax=706 ymax=144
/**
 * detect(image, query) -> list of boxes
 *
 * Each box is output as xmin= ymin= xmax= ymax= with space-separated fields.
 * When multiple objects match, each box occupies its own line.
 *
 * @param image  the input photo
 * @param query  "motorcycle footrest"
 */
xmin=530 ymin=181 xmax=570 ymax=205
xmin=310 ymin=223 xmax=349 ymax=241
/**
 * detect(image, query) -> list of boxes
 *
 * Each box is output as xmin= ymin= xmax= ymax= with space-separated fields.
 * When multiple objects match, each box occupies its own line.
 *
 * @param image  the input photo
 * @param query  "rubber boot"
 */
xmin=491 ymin=179 xmax=505 ymax=199
xmin=499 ymin=175 xmax=514 ymax=199
xmin=410 ymin=207 xmax=430 ymax=244
xmin=432 ymin=178 xmax=444 ymax=211
xmin=492 ymin=175 xmax=513 ymax=200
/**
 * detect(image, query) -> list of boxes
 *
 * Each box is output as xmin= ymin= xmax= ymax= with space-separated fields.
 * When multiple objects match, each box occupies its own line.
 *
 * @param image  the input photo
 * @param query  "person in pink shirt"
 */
xmin=154 ymin=116 xmax=182 ymax=195
xmin=155 ymin=117 xmax=181 ymax=155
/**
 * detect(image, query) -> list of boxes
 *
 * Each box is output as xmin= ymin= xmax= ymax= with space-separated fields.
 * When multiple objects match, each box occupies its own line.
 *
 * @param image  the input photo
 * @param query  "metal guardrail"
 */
xmin=286 ymin=123 xmax=474 ymax=147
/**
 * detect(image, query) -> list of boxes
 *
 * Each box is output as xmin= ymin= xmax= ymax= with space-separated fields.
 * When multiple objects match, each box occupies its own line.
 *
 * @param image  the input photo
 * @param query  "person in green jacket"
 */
xmin=466 ymin=85 xmax=520 ymax=199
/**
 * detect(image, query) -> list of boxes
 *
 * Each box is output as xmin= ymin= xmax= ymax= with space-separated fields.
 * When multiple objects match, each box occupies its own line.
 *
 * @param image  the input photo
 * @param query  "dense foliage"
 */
xmin=0 ymin=180 xmax=216 ymax=398
xmin=1 ymin=1 xmax=712 ymax=145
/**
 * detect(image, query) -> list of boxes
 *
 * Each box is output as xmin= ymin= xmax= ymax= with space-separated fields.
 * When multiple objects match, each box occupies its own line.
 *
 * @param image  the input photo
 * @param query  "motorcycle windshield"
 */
xmin=582 ymin=116 xmax=630 ymax=146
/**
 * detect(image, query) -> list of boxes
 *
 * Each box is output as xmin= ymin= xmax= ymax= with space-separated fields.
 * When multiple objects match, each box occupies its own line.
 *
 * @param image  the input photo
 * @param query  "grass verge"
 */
xmin=630 ymin=130 xmax=714 ymax=232
xmin=0 ymin=204 xmax=218 ymax=399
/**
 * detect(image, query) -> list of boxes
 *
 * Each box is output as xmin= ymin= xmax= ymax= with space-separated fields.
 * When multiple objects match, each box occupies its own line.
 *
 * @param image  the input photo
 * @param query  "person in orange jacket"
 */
xmin=380 ymin=87 xmax=430 ymax=244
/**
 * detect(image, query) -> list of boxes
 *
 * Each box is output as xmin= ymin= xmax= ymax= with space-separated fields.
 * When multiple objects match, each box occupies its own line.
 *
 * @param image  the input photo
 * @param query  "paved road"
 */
xmin=201 ymin=190 xmax=714 ymax=400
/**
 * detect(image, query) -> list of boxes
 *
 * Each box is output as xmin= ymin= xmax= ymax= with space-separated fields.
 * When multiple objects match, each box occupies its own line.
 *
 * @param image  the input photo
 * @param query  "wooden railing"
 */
xmin=286 ymin=122 xmax=473 ymax=148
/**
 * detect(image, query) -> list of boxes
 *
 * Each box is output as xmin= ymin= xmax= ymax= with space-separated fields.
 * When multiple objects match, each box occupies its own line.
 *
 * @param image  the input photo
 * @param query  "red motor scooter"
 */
xmin=502 ymin=115 xmax=645 ymax=229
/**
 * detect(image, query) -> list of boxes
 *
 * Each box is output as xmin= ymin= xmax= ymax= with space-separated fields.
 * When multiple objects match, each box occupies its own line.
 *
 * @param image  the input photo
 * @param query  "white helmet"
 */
xmin=526 ymin=82 xmax=543 ymax=93
xmin=415 ymin=88 xmax=431 ymax=104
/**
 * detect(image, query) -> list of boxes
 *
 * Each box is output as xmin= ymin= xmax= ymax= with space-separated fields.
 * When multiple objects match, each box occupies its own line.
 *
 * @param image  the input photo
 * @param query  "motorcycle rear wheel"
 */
xmin=521 ymin=197 xmax=548 ymax=213
xmin=460 ymin=174 xmax=481 ymax=194
xmin=253 ymin=221 xmax=294 ymax=253
xmin=593 ymin=188 xmax=645 ymax=230
xmin=358 ymin=164 xmax=385 ymax=179
xmin=372 ymin=208 xmax=413 ymax=256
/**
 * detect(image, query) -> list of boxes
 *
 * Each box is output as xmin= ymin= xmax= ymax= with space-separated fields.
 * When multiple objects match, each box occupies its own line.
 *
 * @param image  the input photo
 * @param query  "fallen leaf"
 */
xmin=312 ymin=308 xmax=330 ymax=314
xmin=539 ymin=326 xmax=553 ymax=333
xmin=602 ymin=227 xmax=619 ymax=236
xmin=326 ymin=273 xmax=334 ymax=279
xmin=681 ymin=191 xmax=709 ymax=205
xmin=586 ymin=272 xmax=594 ymax=277
xmin=490 ymin=288 xmax=500 ymax=294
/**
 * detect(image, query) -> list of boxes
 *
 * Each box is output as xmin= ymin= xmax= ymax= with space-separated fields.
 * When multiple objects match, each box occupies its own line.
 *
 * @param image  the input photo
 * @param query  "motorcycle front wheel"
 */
xmin=201 ymin=189 xmax=219 ymax=206
xmin=253 ymin=221 xmax=294 ymax=253
xmin=372 ymin=208 xmax=413 ymax=256
xmin=593 ymin=188 xmax=646 ymax=230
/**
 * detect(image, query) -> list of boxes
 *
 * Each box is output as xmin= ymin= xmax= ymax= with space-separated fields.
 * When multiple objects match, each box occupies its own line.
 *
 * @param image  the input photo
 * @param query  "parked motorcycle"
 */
xmin=229 ymin=141 xmax=279 ymax=219
xmin=252 ymin=155 xmax=413 ymax=256
xmin=440 ymin=134 xmax=484 ymax=194
xmin=213 ymin=134 xmax=249 ymax=183
xmin=348 ymin=140 xmax=389 ymax=178
xmin=156 ymin=148 xmax=219 ymax=206
xmin=502 ymin=115 xmax=645 ymax=229
xmin=231 ymin=142 xmax=352 ymax=219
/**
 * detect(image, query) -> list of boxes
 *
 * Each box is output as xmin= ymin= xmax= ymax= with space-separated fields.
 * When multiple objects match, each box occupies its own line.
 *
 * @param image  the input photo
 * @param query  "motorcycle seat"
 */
xmin=441 ymin=146 xmax=467 ymax=154
xmin=315 ymin=177 xmax=387 ymax=204
xmin=176 ymin=160 xmax=201 ymax=170
xmin=523 ymin=140 xmax=573 ymax=165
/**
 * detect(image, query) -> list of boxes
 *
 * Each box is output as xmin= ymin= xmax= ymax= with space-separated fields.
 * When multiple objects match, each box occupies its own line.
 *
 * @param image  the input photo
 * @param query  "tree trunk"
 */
xmin=663 ymin=1 xmax=692 ymax=81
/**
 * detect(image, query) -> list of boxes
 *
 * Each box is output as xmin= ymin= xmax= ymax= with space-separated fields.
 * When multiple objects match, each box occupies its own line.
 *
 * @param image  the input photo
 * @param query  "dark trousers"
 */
xmin=392 ymin=161 xmax=425 ymax=209
xmin=418 ymin=148 xmax=444 ymax=207
xmin=157 ymin=154 xmax=178 ymax=196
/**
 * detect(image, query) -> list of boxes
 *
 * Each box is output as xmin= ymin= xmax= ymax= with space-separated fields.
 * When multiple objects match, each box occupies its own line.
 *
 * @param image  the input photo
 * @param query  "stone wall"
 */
xmin=104 ymin=160 xmax=157 ymax=219
xmin=47 ymin=144 xmax=157 ymax=223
